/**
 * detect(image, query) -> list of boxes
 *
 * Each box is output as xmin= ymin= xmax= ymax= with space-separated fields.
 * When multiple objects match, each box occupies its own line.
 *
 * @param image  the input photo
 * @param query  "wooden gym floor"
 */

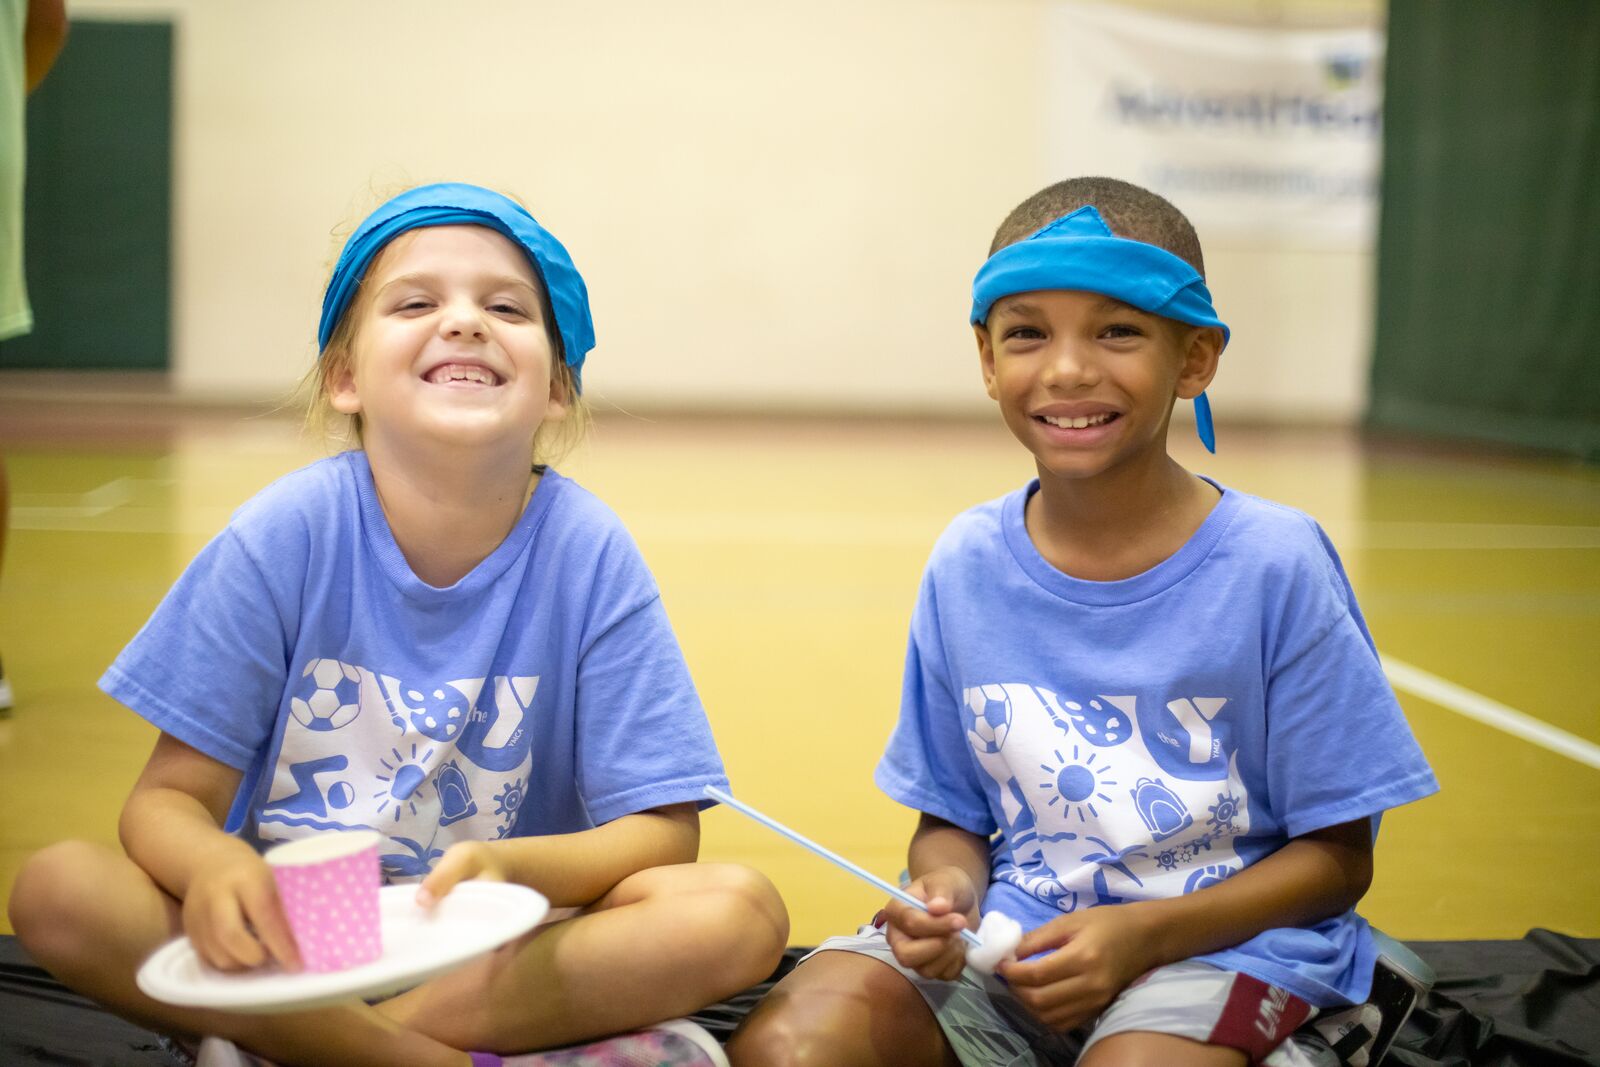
xmin=1 ymin=382 xmax=1596 ymax=946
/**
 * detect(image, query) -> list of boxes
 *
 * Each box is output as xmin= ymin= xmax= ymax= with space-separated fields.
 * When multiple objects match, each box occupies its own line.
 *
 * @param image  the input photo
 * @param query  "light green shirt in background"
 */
xmin=0 ymin=0 xmax=31 ymax=342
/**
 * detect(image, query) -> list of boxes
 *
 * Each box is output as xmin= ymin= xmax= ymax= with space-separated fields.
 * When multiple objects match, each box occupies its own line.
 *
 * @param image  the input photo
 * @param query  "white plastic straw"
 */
xmin=704 ymin=784 xmax=983 ymax=947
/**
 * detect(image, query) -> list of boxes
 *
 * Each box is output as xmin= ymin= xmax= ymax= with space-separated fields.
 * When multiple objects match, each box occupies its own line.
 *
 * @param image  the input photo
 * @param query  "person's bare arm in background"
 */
xmin=1 ymin=1 xmax=66 ymax=712
xmin=24 ymin=0 xmax=66 ymax=92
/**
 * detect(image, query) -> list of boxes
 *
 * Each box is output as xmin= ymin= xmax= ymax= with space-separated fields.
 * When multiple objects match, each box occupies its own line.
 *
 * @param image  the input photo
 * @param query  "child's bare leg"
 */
xmin=1077 ymin=1032 xmax=1247 ymax=1067
xmin=379 ymin=862 xmax=787 ymax=1053
xmin=726 ymin=949 xmax=958 ymax=1067
xmin=7 ymin=840 xmax=471 ymax=1067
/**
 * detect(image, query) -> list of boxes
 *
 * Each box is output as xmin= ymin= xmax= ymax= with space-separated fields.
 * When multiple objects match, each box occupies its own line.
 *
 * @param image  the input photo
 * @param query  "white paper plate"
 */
xmin=136 ymin=881 xmax=549 ymax=1013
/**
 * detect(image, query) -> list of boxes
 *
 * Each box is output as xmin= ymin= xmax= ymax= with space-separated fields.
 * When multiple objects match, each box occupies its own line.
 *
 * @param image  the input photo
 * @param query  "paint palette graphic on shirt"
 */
xmin=401 ymin=684 xmax=472 ymax=741
xmin=1041 ymin=690 xmax=1136 ymax=748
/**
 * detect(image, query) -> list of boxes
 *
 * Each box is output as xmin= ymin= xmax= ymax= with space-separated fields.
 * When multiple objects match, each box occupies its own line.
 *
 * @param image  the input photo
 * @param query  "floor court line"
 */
xmin=11 ymin=474 xmax=1600 ymax=776
xmin=1350 ymin=523 xmax=1600 ymax=550
xmin=1382 ymin=655 xmax=1600 ymax=771
xmin=9 ymin=476 xmax=171 ymax=524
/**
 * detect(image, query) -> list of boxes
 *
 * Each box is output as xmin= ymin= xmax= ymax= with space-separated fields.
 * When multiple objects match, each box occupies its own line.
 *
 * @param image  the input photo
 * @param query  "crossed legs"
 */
xmin=10 ymin=840 xmax=787 ymax=1067
xmin=728 ymin=948 xmax=1247 ymax=1067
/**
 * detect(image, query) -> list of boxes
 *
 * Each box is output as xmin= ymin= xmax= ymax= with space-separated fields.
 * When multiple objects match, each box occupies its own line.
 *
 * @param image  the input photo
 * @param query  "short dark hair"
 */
xmin=989 ymin=176 xmax=1205 ymax=277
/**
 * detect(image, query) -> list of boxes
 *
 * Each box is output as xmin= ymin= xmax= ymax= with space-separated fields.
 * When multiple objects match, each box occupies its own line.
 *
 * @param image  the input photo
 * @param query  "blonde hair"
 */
xmin=300 ymin=221 xmax=592 ymax=467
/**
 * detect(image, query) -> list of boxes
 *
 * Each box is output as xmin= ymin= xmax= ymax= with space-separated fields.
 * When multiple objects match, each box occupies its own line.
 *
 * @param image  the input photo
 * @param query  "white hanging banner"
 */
xmin=1046 ymin=3 xmax=1384 ymax=247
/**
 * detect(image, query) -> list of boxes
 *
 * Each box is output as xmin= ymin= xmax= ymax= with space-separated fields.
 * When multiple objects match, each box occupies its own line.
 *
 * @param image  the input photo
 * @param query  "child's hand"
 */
xmin=182 ymin=849 xmax=300 ymax=973
xmin=996 ymin=904 xmax=1157 ymax=1031
xmin=883 ymin=866 xmax=980 ymax=981
xmin=416 ymin=840 xmax=509 ymax=907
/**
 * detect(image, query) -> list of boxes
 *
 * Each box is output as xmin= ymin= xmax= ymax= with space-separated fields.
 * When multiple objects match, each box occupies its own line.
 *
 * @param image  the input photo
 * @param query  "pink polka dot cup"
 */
xmin=265 ymin=830 xmax=383 ymax=973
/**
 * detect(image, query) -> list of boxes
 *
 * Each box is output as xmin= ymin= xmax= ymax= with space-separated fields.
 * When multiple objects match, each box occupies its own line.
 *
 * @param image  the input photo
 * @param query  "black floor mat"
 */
xmin=4 ymin=931 xmax=1596 ymax=1066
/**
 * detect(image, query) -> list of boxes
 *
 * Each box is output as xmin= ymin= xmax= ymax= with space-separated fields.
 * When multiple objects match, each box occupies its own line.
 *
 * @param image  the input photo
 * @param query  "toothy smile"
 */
xmin=1038 ymin=412 xmax=1117 ymax=429
xmin=425 ymin=363 xmax=502 ymax=386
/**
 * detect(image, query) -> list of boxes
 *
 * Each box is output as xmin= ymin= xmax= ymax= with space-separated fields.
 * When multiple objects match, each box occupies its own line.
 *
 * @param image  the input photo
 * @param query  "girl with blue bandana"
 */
xmin=730 ymin=178 xmax=1436 ymax=1067
xmin=11 ymin=183 xmax=786 ymax=1067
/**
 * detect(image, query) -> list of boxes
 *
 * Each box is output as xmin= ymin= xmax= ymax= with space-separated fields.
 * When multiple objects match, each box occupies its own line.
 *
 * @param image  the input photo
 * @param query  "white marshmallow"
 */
xmin=965 ymin=911 xmax=1023 ymax=975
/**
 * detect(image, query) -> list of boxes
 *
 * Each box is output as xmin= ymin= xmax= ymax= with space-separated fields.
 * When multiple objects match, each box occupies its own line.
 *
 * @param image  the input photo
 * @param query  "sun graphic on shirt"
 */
xmin=1037 ymin=746 xmax=1118 ymax=823
xmin=373 ymin=742 xmax=436 ymax=822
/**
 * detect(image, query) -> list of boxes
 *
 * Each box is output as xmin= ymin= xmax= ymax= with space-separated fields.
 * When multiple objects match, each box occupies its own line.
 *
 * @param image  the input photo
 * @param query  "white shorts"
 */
xmin=808 ymin=926 xmax=1332 ymax=1066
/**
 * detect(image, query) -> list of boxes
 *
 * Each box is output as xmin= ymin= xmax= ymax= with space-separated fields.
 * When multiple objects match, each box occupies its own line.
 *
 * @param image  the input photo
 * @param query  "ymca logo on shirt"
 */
xmin=963 ymin=683 xmax=1250 ymax=912
xmin=256 ymin=657 xmax=538 ymax=881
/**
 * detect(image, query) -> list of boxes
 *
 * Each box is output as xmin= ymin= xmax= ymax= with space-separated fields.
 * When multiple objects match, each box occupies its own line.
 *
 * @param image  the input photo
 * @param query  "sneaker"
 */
xmin=1365 ymin=932 xmax=1433 ymax=1065
xmin=1265 ymin=931 xmax=1433 ymax=1067
xmin=499 ymin=1018 xmax=729 ymax=1067
xmin=1307 ymin=1002 xmax=1384 ymax=1066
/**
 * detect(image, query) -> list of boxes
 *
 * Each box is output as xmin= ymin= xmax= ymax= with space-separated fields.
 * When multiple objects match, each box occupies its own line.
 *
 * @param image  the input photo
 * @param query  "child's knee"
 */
xmin=715 ymin=863 xmax=788 ymax=927
xmin=666 ymin=863 xmax=789 ymax=981
xmin=700 ymin=863 xmax=789 ymax=950
xmin=726 ymin=1006 xmax=820 ymax=1067
xmin=729 ymin=982 xmax=847 ymax=1067
xmin=729 ymin=954 xmax=940 ymax=1067
xmin=1078 ymin=1031 xmax=1247 ymax=1067
xmin=730 ymin=994 xmax=901 ymax=1067
xmin=8 ymin=840 xmax=115 ymax=955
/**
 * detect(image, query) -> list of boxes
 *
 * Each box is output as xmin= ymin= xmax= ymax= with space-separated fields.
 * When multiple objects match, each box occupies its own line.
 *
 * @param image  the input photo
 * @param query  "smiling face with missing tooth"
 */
xmin=328 ymin=224 xmax=567 ymax=463
xmin=975 ymin=289 xmax=1216 ymax=486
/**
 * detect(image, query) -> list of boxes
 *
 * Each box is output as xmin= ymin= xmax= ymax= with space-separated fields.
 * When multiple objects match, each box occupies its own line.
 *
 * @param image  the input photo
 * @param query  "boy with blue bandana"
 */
xmin=11 ymin=183 xmax=786 ymax=1067
xmin=729 ymin=177 xmax=1437 ymax=1067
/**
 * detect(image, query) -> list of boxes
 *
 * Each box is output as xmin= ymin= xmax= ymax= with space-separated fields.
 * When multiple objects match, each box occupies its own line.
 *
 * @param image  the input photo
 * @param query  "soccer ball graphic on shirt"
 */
xmin=289 ymin=658 xmax=362 ymax=732
xmin=964 ymin=685 xmax=1012 ymax=754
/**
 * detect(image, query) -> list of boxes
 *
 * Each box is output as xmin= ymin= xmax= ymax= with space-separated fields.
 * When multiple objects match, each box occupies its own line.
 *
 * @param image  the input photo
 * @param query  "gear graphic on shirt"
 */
xmin=1207 ymin=791 xmax=1242 ymax=834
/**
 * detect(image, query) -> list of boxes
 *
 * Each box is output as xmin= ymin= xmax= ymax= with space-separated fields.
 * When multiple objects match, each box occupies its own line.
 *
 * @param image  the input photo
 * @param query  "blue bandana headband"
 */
xmin=318 ymin=182 xmax=596 ymax=388
xmin=970 ymin=205 xmax=1227 ymax=452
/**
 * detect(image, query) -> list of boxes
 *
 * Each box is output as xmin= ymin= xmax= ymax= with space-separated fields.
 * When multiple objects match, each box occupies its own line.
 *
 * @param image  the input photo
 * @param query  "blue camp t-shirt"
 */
xmin=877 ymin=480 xmax=1438 ymax=1007
xmin=102 ymin=452 xmax=726 ymax=882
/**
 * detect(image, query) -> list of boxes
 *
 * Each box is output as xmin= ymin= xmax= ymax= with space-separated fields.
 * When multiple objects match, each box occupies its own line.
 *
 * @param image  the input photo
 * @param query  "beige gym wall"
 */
xmin=70 ymin=0 xmax=1380 ymax=423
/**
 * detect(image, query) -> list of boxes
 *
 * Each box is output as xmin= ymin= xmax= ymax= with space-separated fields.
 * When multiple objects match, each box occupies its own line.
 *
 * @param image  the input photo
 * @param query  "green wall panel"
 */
xmin=1370 ymin=0 xmax=1600 ymax=459
xmin=0 ymin=19 xmax=172 ymax=370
